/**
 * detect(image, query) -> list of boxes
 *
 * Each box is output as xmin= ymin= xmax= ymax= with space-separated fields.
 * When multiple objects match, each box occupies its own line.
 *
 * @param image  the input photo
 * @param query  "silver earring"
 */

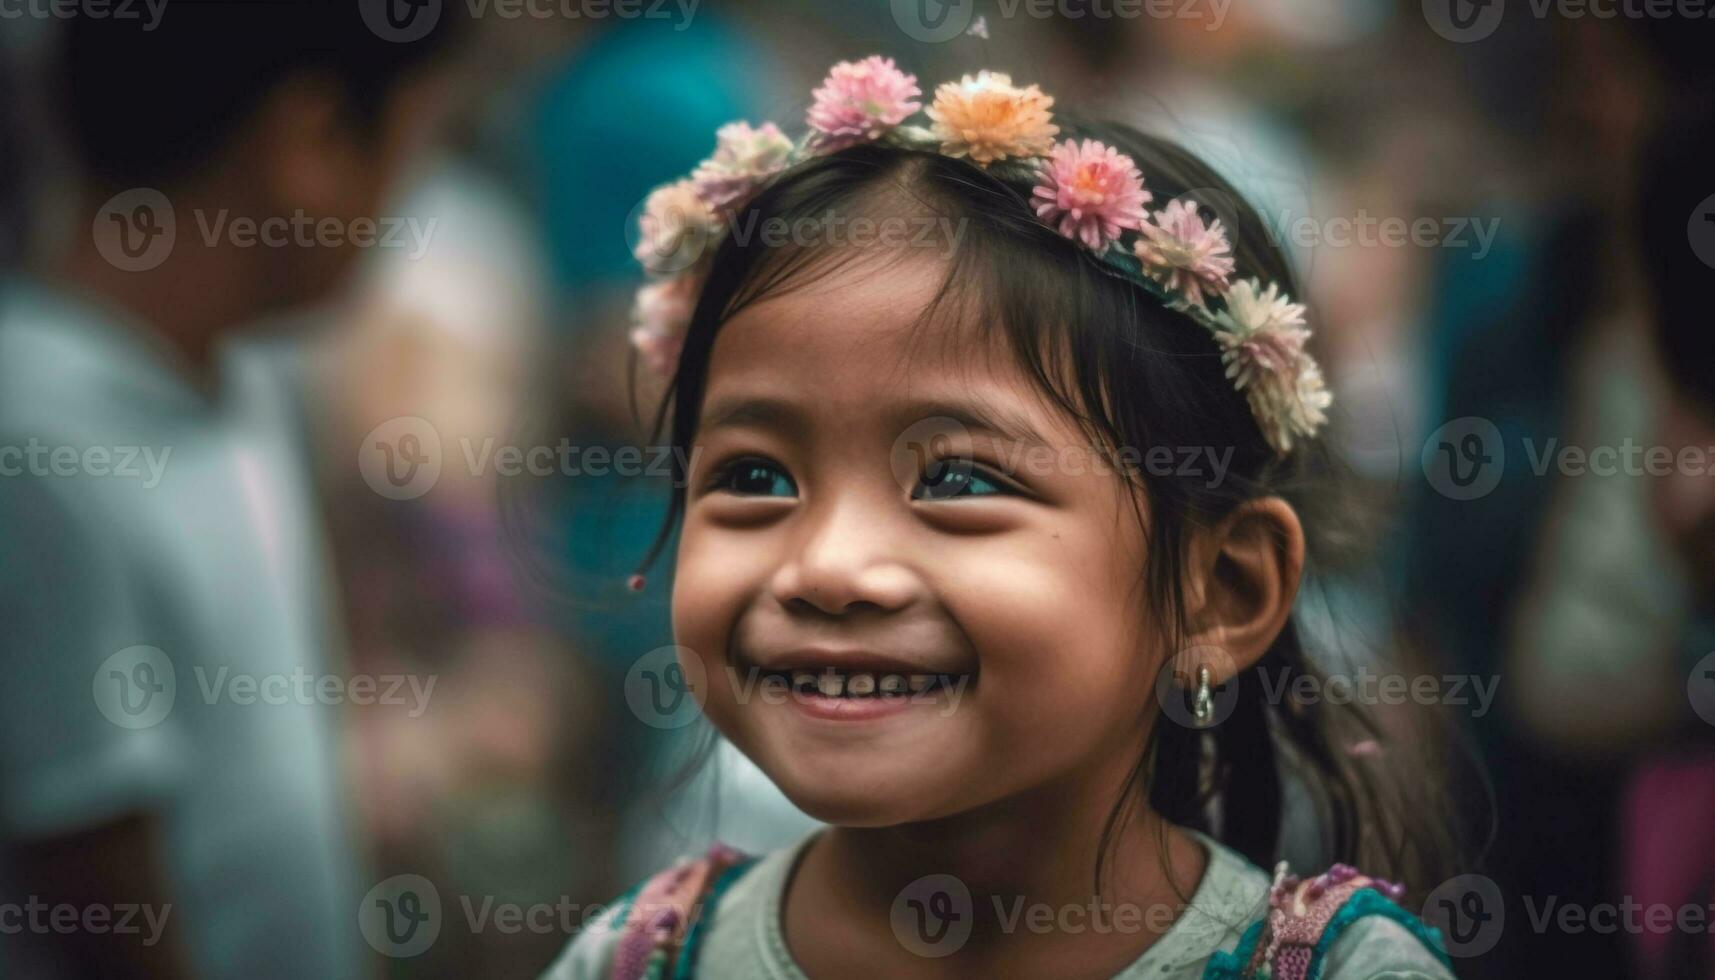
xmin=1192 ymin=666 xmax=1214 ymax=727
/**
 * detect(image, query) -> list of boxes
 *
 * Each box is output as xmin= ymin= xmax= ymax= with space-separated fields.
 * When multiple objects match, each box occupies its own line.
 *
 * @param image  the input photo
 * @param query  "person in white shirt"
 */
xmin=0 ymin=6 xmax=460 ymax=978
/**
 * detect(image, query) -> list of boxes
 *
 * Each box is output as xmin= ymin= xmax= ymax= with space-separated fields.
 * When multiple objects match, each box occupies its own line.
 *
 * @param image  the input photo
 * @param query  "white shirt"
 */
xmin=0 ymin=280 xmax=366 ymax=979
xmin=544 ymin=830 xmax=1454 ymax=979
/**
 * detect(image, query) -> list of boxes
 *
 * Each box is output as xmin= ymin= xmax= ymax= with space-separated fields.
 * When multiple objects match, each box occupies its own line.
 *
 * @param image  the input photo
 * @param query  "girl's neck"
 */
xmin=785 ymin=759 xmax=1210 ymax=978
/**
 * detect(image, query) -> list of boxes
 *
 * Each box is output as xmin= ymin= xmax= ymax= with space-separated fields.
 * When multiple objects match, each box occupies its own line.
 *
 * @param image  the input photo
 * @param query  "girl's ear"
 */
xmin=1181 ymin=497 xmax=1305 ymax=681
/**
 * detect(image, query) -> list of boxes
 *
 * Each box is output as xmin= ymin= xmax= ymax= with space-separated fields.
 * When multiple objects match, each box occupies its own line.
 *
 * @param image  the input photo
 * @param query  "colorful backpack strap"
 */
xmin=1211 ymin=862 xmax=1449 ymax=980
xmin=608 ymin=843 xmax=754 ymax=980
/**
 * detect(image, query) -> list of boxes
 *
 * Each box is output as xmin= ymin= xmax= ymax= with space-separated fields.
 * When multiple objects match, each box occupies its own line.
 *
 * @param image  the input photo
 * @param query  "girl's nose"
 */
xmin=768 ymin=497 xmax=921 ymax=617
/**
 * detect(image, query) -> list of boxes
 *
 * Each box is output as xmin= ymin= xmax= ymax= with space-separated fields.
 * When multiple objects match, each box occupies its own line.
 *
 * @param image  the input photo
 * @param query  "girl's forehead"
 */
xmin=704 ymin=256 xmax=1060 ymax=427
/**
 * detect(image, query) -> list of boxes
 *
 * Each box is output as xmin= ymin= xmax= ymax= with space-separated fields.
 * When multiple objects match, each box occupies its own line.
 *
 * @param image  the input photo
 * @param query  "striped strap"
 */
xmin=608 ymin=843 xmax=750 ymax=980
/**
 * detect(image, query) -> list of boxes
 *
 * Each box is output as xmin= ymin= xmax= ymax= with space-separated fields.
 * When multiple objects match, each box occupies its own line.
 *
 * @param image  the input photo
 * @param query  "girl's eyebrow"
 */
xmin=903 ymin=398 xmax=1052 ymax=451
xmin=698 ymin=394 xmax=1051 ymax=449
xmin=700 ymin=396 xmax=808 ymax=437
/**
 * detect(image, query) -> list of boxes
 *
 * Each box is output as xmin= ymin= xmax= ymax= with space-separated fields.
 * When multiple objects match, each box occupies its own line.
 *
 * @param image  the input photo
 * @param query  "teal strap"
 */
xmin=1306 ymin=888 xmax=1451 ymax=980
xmin=1199 ymin=888 xmax=1451 ymax=980
xmin=1202 ymin=918 xmax=1268 ymax=979
xmin=671 ymin=856 xmax=761 ymax=980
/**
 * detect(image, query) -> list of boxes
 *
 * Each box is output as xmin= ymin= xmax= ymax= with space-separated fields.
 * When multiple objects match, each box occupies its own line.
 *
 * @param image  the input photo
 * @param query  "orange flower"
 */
xmin=926 ymin=71 xmax=1058 ymax=165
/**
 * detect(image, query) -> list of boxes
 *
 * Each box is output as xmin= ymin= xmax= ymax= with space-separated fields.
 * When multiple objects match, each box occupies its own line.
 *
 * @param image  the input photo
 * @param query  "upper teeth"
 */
xmin=784 ymin=669 xmax=954 ymax=697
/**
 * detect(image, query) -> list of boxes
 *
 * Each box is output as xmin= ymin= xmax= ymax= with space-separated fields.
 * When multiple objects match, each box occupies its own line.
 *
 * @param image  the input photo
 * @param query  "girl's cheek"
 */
xmin=671 ymin=518 xmax=771 ymax=663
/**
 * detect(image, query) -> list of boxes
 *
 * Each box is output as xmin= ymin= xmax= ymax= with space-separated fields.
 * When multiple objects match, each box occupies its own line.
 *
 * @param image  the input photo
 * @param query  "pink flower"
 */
xmin=927 ymin=71 xmax=1058 ymax=165
xmin=634 ymin=180 xmax=716 ymax=275
xmin=691 ymin=121 xmax=795 ymax=215
xmin=1030 ymin=139 xmax=1151 ymax=252
xmin=630 ymin=276 xmax=699 ymax=376
xmin=1134 ymin=199 xmax=1236 ymax=306
xmin=806 ymin=56 xmax=922 ymax=153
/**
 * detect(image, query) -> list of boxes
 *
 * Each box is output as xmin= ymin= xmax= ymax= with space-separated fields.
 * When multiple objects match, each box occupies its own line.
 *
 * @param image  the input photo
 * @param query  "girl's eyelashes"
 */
xmin=911 ymin=458 xmax=1021 ymax=501
xmin=696 ymin=451 xmax=1026 ymax=502
xmin=705 ymin=455 xmax=798 ymax=498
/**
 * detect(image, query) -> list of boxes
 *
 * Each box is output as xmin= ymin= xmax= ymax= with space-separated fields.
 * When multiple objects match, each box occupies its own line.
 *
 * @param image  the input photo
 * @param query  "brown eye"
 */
xmin=913 ymin=459 xmax=1006 ymax=500
xmin=712 ymin=457 xmax=797 ymax=497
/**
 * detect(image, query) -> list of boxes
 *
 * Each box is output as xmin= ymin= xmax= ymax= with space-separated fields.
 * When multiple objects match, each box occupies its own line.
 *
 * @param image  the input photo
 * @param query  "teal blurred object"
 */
xmin=530 ymin=14 xmax=786 ymax=296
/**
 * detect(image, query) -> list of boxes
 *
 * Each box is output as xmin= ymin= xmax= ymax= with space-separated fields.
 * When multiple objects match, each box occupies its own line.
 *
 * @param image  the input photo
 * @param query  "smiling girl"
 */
xmin=547 ymin=57 xmax=1457 ymax=980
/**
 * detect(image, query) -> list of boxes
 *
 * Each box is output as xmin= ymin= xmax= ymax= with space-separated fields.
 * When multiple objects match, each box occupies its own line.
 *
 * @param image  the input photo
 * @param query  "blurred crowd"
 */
xmin=1 ymin=1 xmax=1713 ymax=977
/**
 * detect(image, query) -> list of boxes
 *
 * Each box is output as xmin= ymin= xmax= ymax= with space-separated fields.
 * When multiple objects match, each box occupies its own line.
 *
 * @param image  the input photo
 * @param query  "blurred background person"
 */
xmin=1624 ymin=94 xmax=1715 ymax=980
xmin=0 ymin=4 xmax=462 ymax=978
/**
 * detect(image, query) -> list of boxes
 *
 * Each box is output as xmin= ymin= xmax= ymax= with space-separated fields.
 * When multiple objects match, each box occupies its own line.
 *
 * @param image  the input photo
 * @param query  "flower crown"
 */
xmin=630 ymin=56 xmax=1331 ymax=455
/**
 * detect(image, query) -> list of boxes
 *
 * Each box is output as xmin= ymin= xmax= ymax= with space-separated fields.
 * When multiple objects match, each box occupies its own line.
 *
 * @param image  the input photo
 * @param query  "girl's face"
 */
xmin=674 ymin=256 xmax=1165 ymax=826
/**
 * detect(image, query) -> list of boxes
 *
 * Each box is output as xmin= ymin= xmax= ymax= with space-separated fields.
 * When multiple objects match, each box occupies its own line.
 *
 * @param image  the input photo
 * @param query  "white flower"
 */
xmin=1210 ymin=278 xmax=1328 ymax=452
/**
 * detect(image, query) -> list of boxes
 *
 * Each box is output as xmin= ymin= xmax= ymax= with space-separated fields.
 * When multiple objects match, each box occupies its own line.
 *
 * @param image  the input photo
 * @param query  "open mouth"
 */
xmin=759 ymin=667 xmax=971 ymax=699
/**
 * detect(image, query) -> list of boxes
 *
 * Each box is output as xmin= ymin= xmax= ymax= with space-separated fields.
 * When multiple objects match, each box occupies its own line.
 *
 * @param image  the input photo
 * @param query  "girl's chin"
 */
xmin=766 ymin=765 xmax=965 ymax=827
